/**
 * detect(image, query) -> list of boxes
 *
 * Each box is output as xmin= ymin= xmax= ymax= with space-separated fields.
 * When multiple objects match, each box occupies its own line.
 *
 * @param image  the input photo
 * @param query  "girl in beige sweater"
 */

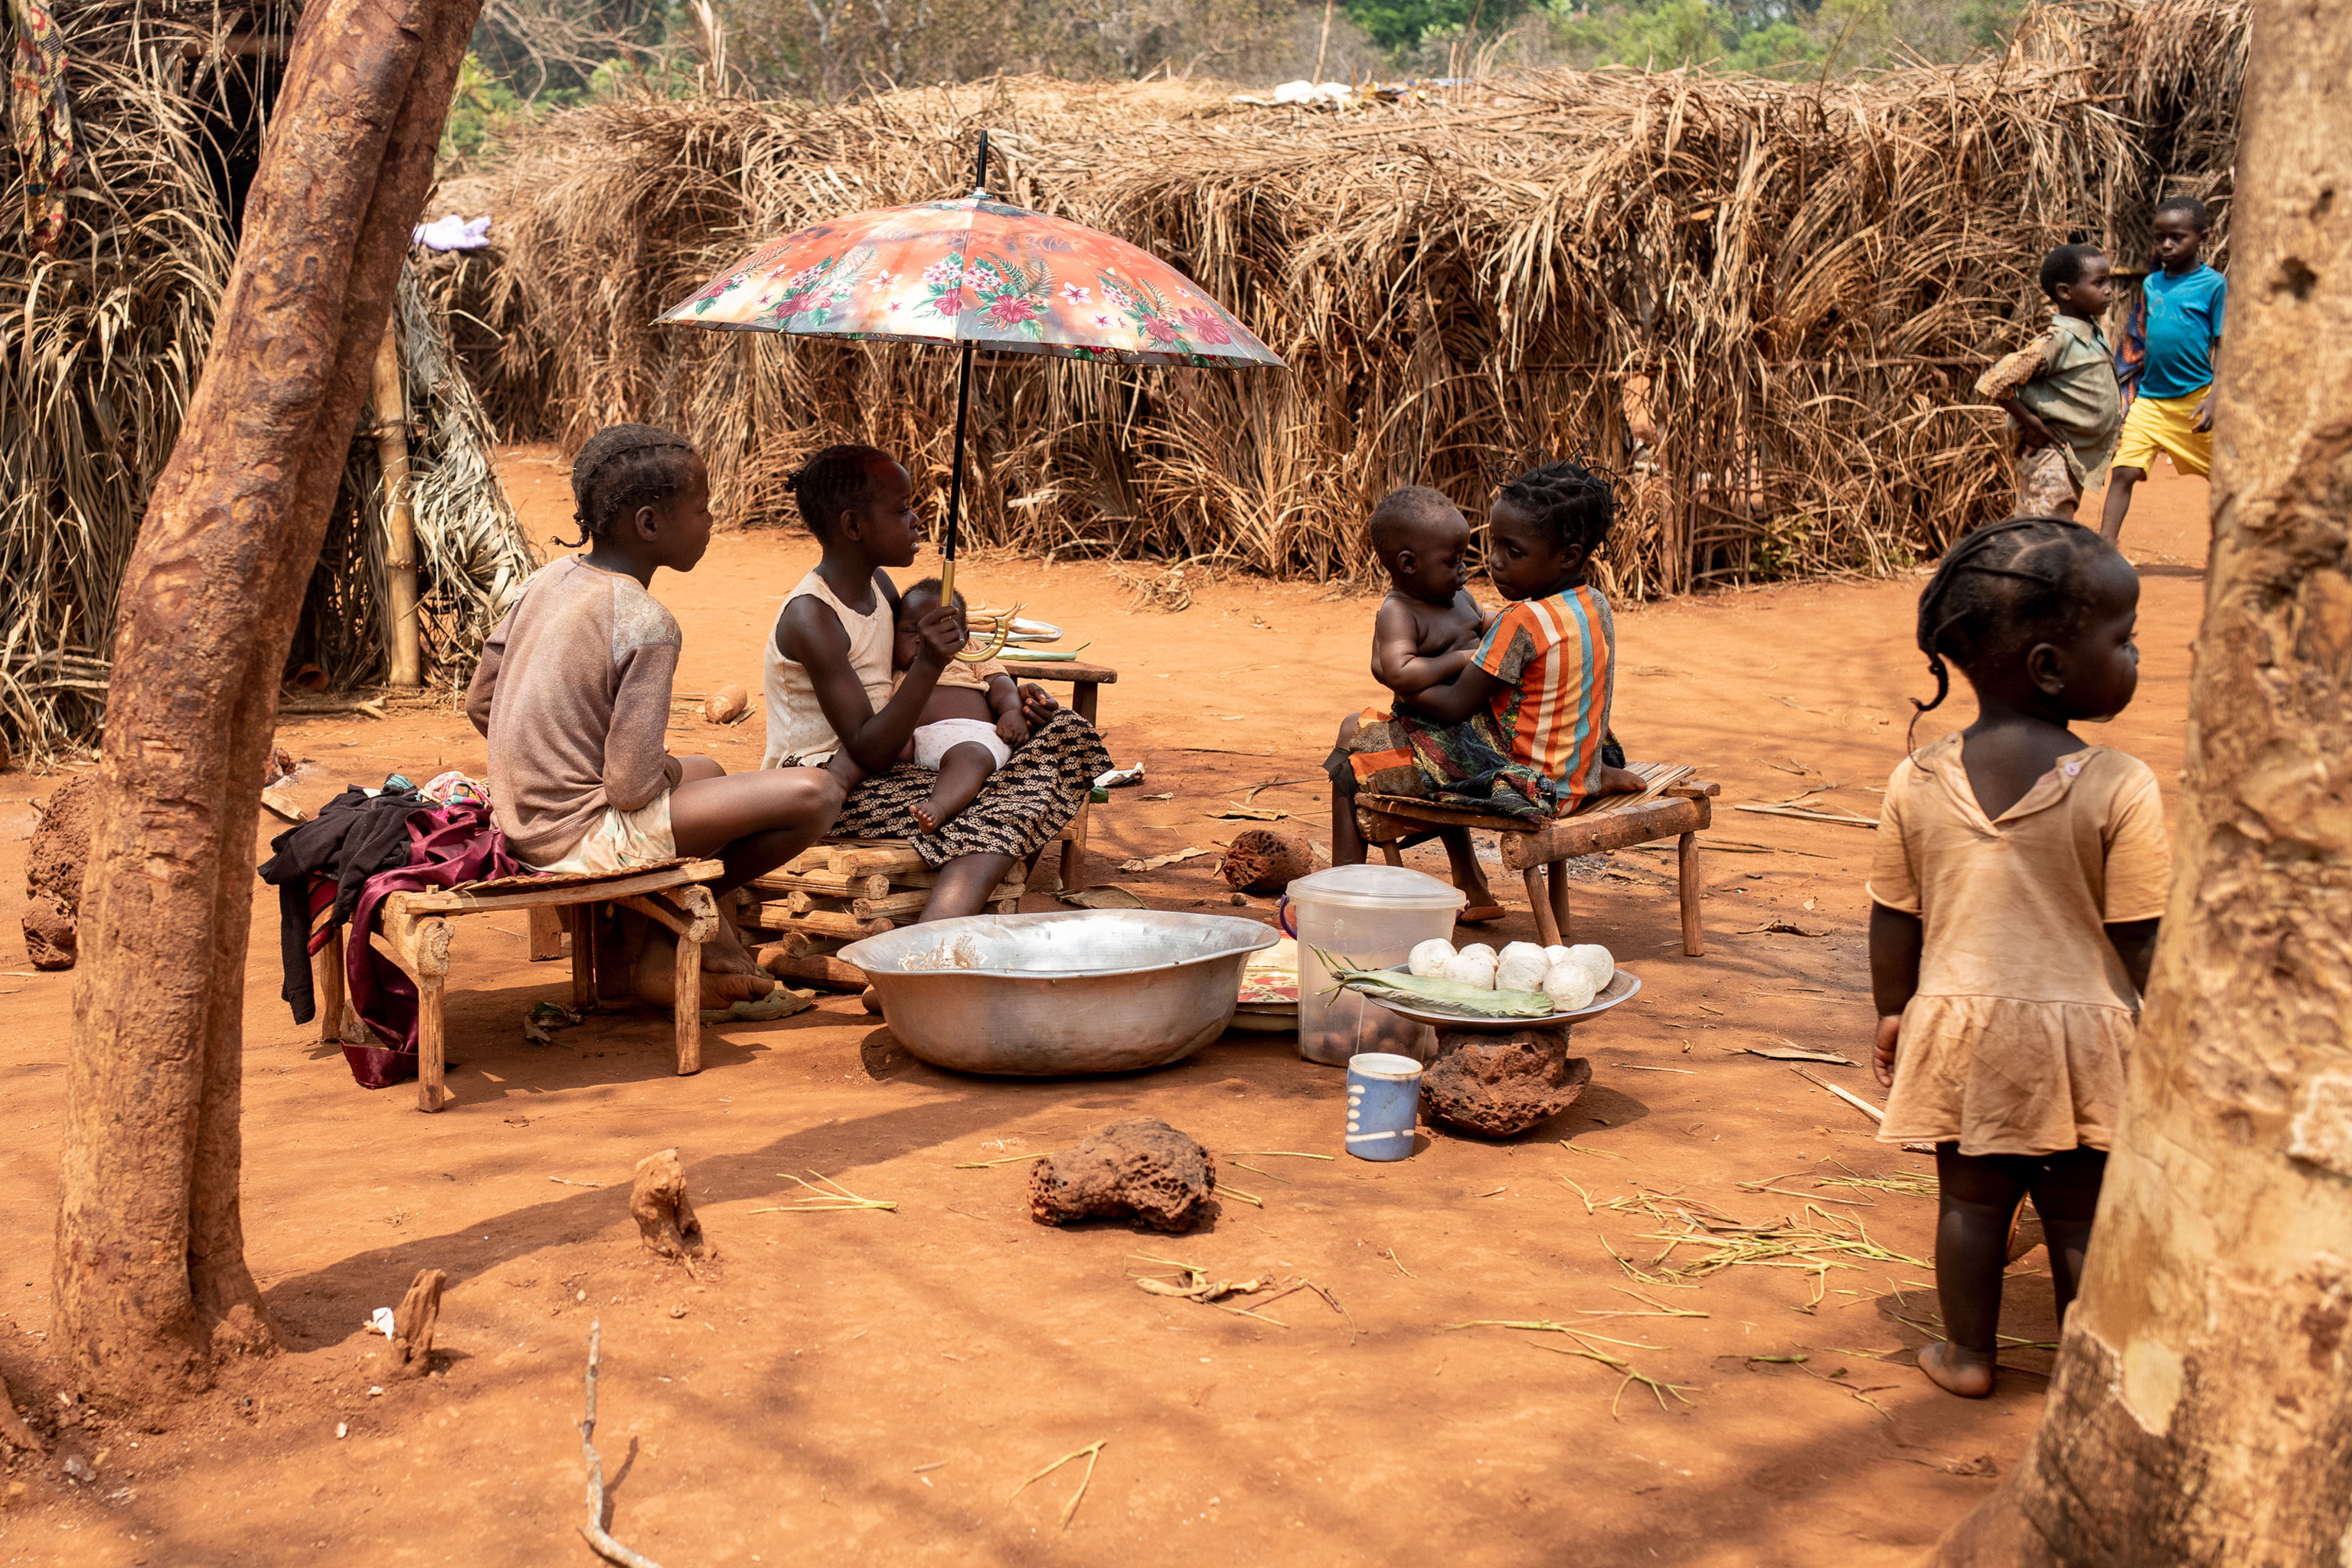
xmin=469 ymin=424 xmax=847 ymax=1001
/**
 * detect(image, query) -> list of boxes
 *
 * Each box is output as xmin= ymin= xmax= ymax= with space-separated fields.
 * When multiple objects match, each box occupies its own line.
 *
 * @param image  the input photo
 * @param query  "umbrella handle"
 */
xmin=937 ymin=130 xmax=990 ymax=649
xmin=942 ymin=338 xmax=975 ymax=587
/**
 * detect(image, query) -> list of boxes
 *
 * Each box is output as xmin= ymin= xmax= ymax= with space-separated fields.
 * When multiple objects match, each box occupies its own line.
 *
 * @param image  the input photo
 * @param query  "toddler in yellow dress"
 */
xmin=1869 ymin=517 xmax=2168 ymax=1398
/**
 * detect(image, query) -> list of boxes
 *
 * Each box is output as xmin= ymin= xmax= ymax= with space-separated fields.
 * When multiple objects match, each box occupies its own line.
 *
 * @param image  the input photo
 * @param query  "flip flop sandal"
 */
xmin=1456 ymin=903 xmax=1508 ymax=924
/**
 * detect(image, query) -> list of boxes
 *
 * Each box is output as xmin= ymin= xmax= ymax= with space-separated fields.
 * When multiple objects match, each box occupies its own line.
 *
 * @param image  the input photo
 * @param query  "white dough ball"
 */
xmin=1495 ymin=942 xmax=1550 ymax=992
xmin=1564 ymin=943 xmax=1615 ymax=991
xmin=1408 ymin=938 xmax=1457 ymax=978
xmin=1541 ymin=961 xmax=1599 ymax=1011
xmin=1455 ymin=942 xmax=1497 ymax=964
xmin=1442 ymin=952 xmax=1498 ymax=989
xmin=1544 ymin=944 xmax=1573 ymax=969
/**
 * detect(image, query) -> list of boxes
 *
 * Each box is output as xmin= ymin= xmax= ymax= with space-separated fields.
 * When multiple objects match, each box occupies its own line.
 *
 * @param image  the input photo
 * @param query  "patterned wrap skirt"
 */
xmin=1333 ymin=705 xmax=1563 ymax=821
xmin=825 ymin=707 xmax=1111 ymax=867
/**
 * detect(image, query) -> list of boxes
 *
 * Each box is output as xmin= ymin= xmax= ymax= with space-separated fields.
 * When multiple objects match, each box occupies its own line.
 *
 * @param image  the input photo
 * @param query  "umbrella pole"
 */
xmin=939 ymin=337 xmax=975 ymax=609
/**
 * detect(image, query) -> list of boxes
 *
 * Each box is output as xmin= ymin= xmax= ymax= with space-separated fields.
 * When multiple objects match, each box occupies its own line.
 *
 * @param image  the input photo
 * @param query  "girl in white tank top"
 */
xmin=763 ymin=568 xmax=897 ymax=768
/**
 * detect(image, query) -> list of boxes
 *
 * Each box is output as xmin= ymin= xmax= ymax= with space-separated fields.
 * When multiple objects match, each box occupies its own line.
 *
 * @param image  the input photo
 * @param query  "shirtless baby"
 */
xmin=889 ymin=578 xmax=1027 ymax=834
xmin=1355 ymin=485 xmax=1503 ymax=920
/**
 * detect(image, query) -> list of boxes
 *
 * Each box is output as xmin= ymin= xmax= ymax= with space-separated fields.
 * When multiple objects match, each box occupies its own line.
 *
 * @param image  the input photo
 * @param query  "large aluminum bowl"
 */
xmin=838 ymin=911 xmax=1281 ymax=1075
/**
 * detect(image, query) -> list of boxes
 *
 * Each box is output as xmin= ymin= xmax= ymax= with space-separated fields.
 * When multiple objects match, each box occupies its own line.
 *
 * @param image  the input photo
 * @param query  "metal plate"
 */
xmin=1357 ymin=967 xmax=1642 ymax=1034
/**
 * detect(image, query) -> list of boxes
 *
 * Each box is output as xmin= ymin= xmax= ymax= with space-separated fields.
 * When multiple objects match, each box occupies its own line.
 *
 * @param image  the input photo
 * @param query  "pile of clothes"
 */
xmin=258 ymin=770 xmax=521 ymax=1089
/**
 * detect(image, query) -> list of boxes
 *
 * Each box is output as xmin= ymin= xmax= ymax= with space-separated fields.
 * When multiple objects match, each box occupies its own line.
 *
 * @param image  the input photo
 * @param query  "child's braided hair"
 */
xmin=1908 ymin=516 xmax=2121 ymax=751
xmin=562 ymin=423 xmax=697 ymax=548
xmin=1497 ymin=458 xmax=1619 ymax=556
xmin=789 ymin=443 xmax=896 ymax=538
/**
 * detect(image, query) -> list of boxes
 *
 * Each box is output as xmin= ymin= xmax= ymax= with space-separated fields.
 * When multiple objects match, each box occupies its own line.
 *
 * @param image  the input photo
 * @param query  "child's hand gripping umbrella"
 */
xmin=657 ymin=131 xmax=1285 ymax=648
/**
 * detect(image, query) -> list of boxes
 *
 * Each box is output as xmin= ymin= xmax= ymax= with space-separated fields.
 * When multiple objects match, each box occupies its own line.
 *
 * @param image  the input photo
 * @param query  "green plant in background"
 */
xmin=444 ymin=52 xmax=533 ymax=159
xmin=1548 ymin=0 xmax=2029 ymax=76
xmin=1343 ymin=0 xmax=1535 ymax=54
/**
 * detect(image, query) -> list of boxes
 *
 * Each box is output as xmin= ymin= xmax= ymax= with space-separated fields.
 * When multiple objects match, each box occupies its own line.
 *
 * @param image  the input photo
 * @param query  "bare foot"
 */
xmin=701 ymin=913 xmax=766 ymax=978
xmin=633 ymin=931 xmax=773 ymax=1010
xmin=1917 ymin=1341 xmax=1996 ymax=1398
xmin=911 ymin=795 xmax=963 ymax=835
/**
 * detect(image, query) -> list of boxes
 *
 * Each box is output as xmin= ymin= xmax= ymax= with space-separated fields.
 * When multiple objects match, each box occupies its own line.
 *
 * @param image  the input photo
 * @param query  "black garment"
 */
xmin=256 ymin=785 xmax=429 ymax=1024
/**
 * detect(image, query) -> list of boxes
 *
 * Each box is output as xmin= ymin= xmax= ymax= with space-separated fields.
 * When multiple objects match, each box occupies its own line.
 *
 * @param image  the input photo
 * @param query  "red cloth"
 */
xmin=341 ymin=802 xmax=525 ymax=1089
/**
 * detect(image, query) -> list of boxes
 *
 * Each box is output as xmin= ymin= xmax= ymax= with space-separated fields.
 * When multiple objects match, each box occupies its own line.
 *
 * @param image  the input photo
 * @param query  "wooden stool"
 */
xmin=1355 ymin=769 xmax=1720 ymax=954
xmin=312 ymin=858 xmax=727 ymax=1112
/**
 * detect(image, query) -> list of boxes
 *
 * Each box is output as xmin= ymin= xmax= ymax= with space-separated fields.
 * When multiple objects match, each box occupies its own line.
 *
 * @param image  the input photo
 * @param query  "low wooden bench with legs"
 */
xmin=1355 ymin=764 xmax=1720 ymax=955
xmin=310 ymin=858 xmax=727 ymax=1112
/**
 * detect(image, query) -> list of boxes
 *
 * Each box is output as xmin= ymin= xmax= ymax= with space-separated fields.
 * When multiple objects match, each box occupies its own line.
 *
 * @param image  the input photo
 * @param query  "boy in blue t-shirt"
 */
xmin=2100 ymin=194 xmax=2226 ymax=543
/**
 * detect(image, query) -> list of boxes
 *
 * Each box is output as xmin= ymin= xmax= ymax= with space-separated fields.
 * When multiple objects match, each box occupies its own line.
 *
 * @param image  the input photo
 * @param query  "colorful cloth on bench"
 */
xmin=1339 ymin=705 xmax=1561 ymax=820
xmin=342 ymin=801 xmax=523 ymax=1090
xmin=258 ymin=782 xmax=433 ymax=1027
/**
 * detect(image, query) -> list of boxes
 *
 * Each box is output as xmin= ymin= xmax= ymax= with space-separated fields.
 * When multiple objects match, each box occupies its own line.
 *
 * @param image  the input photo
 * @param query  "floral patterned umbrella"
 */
xmin=659 ymin=134 xmax=1283 ymax=604
xmin=658 ymin=201 xmax=1280 ymax=370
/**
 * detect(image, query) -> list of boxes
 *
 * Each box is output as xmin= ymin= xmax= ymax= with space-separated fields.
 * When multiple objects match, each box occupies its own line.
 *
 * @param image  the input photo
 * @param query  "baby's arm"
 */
xmin=985 ymin=674 xmax=1027 ymax=746
xmin=1371 ymin=598 xmax=1475 ymax=699
xmin=1868 ymin=903 xmax=1925 ymax=1088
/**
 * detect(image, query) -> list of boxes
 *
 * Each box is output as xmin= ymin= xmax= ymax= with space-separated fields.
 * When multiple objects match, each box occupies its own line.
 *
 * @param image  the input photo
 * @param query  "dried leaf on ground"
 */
xmin=1119 ymin=848 xmax=1211 ymax=873
xmin=1058 ymin=884 xmax=1148 ymax=910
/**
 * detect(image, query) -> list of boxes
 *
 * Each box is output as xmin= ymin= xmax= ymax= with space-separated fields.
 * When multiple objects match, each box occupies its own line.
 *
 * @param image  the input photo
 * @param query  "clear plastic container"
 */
xmin=1285 ymin=864 xmax=1465 ymax=1066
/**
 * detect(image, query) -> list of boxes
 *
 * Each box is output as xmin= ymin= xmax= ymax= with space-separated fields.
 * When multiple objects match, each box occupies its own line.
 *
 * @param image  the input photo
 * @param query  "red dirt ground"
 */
xmin=0 ymin=459 xmax=2210 ymax=1566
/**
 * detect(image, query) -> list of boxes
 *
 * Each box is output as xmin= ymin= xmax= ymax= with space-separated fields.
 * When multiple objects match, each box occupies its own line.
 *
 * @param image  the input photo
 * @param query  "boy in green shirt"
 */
xmin=1975 ymin=243 xmax=2120 ymax=523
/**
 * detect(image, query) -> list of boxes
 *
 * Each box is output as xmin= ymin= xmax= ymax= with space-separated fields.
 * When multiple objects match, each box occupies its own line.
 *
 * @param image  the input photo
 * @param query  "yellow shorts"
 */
xmin=2113 ymin=387 xmax=2213 ymax=478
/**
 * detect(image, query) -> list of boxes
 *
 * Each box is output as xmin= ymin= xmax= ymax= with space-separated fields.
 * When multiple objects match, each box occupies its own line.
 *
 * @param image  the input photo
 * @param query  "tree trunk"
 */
xmin=51 ymin=0 xmax=480 ymax=1414
xmin=1932 ymin=2 xmax=2352 ymax=1560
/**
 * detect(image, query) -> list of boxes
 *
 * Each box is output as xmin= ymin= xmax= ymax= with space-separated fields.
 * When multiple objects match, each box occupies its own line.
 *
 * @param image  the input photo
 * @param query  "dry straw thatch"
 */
xmin=459 ymin=0 xmax=2246 ymax=600
xmin=291 ymin=263 xmax=537 ymax=694
xmin=0 ymin=2 xmax=237 ymax=763
xmin=0 ymin=2 xmax=534 ymax=763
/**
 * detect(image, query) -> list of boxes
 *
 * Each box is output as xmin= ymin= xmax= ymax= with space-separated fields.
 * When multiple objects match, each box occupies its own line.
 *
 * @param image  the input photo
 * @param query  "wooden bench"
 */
xmin=311 ymin=858 xmax=727 ymax=1112
xmin=1355 ymin=766 xmax=1720 ymax=954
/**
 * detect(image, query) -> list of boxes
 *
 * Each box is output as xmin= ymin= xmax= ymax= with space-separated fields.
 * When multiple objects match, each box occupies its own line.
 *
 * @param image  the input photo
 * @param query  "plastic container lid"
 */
xmin=1285 ymin=863 xmax=1465 ymax=910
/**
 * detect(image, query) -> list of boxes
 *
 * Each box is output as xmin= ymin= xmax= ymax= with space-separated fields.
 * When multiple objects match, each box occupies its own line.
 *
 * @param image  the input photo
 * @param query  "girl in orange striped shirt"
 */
xmin=1332 ymin=461 xmax=1645 ymax=831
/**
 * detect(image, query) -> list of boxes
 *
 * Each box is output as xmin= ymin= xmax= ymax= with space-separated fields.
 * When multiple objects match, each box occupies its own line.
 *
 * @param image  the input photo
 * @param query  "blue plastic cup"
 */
xmin=1345 ymin=1052 xmax=1424 ymax=1161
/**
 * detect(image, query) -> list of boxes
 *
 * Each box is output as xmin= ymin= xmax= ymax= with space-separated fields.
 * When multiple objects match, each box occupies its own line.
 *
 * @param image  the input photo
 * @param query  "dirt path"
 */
xmin=0 ymin=459 xmax=2209 ymax=1566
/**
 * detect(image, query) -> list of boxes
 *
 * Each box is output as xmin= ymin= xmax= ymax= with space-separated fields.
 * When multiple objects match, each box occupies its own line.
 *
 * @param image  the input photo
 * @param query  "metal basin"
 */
xmin=838 ymin=911 xmax=1281 ymax=1075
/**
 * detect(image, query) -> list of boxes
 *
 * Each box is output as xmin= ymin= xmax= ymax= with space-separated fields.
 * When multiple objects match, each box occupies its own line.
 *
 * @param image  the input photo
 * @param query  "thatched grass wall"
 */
xmin=456 ymin=0 xmax=2247 ymax=601
xmin=0 ymin=3 xmax=240 ymax=762
xmin=0 ymin=2 xmax=534 ymax=763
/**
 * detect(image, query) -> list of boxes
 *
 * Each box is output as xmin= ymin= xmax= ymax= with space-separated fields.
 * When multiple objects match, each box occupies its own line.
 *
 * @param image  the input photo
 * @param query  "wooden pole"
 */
xmin=371 ymin=322 xmax=423 ymax=687
xmin=1313 ymin=0 xmax=1334 ymax=84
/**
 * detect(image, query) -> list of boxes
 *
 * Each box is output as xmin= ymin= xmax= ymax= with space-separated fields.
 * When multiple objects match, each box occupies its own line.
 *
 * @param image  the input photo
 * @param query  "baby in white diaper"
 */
xmin=890 ymin=577 xmax=1028 ymax=833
